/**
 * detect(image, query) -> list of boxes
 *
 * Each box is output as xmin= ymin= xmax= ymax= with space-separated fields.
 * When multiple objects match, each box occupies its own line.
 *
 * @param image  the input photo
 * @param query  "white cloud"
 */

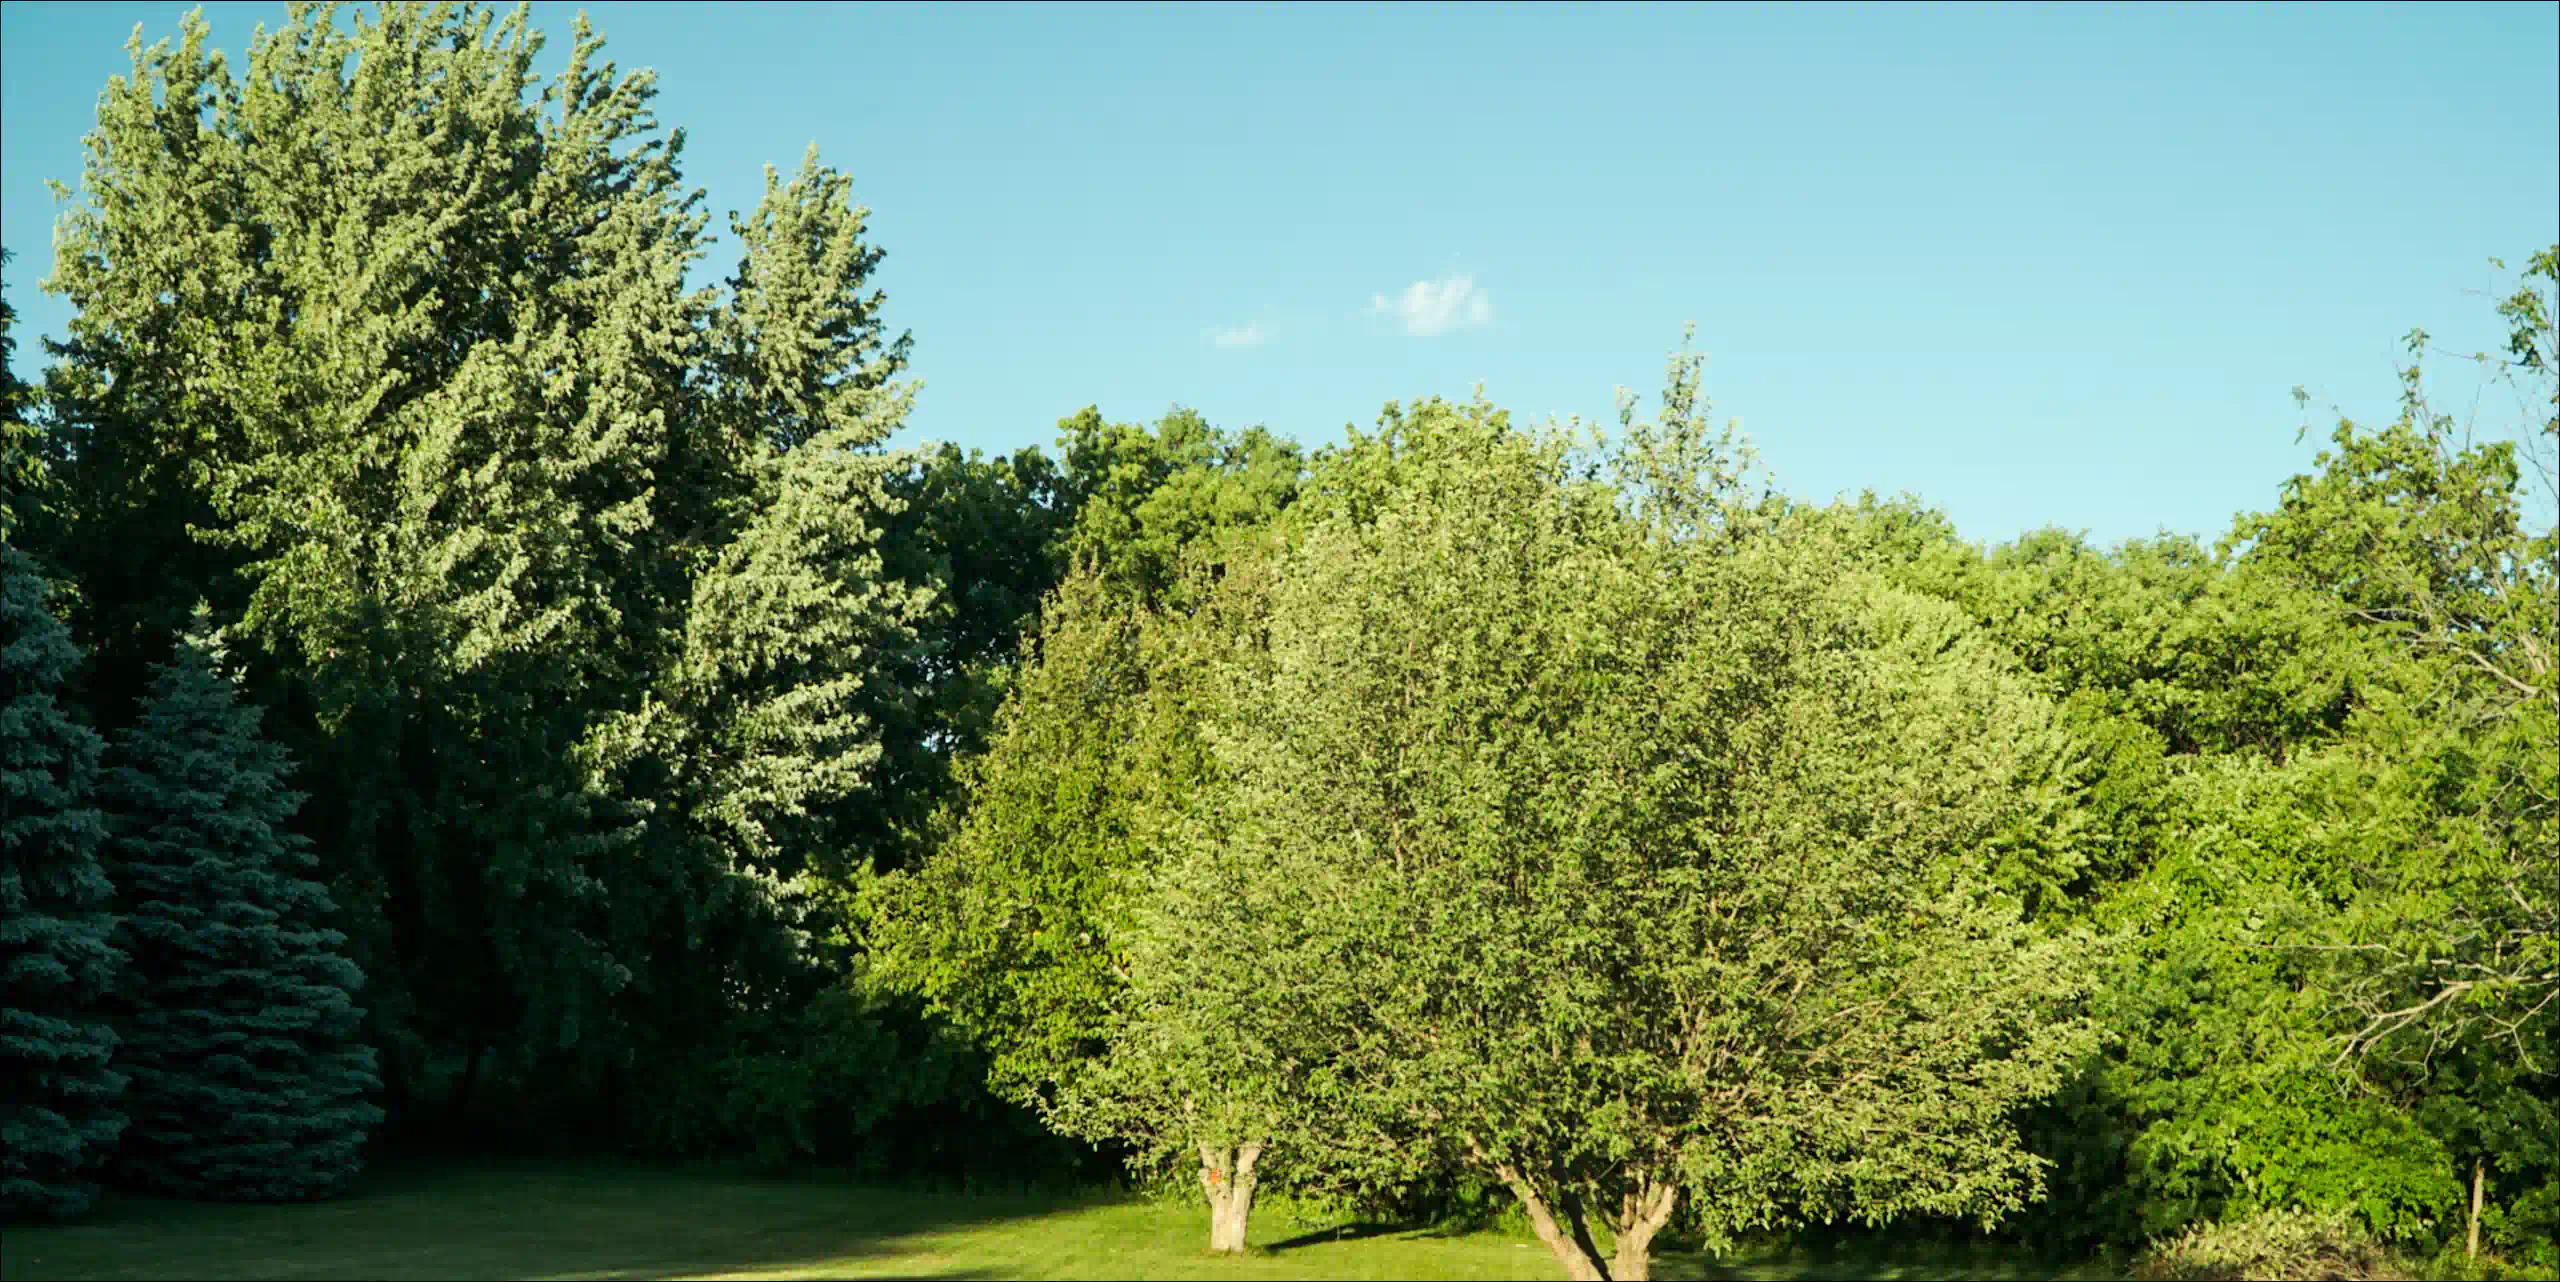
xmin=1206 ymin=321 xmax=1266 ymax=349
xmin=1368 ymin=274 xmax=1493 ymax=336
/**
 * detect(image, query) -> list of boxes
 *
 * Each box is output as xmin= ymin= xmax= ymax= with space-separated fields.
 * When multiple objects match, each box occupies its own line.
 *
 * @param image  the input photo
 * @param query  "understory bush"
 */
xmin=2132 ymin=1208 xmax=2395 ymax=1281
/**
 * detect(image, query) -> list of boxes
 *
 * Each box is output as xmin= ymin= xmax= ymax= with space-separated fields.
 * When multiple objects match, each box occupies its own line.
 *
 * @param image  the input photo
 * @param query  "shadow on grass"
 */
xmin=1260 ymin=1220 xmax=1433 ymax=1253
xmin=0 ymin=1156 xmax=1077 ymax=1282
xmin=1660 ymin=1234 xmax=2125 ymax=1282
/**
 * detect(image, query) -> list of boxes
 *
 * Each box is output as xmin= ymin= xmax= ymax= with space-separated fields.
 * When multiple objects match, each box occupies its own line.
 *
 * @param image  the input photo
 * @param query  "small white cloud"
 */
xmin=1368 ymin=274 xmax=1493 ymax=337
xmin=1206 ymin=321 xmax=1266 ymax=349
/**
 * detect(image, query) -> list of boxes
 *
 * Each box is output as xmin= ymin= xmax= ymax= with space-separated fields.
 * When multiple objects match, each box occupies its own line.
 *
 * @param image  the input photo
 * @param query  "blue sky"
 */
xmin=5 ymin=1 xmax=2554 ymax=546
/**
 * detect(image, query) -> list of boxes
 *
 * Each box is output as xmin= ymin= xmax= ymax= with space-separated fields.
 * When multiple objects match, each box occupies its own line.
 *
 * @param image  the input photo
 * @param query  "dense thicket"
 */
xmin=3 ymin=2 xmax=2551 ymax=1274
xmin=103 ymin=626 xmax=382 ymax=1200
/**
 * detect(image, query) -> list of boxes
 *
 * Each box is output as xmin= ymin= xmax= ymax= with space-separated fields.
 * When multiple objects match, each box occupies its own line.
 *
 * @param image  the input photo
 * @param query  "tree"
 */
xmin=2 ymin=249 xmax=55 ymax=554
xmin=1028 ymin=547 xmax=1336 ymax=1255
xmin=1054 ymin=405 xmax=1306 ymax=607
xmin=37 ymin=2 xmax=706 ymax=1126
xmin=2018 ymin=250 xmax=2560 ymax=1261
xmin=36 ymin=3 xmax=925 ymax=1138
xmin=1171 ymin=393 xmax=2099 ymax=1280
xmin=859 ymin=566 xmax=1243 ymax=1182
xmin=866 ymin=545 xmax=1333 ymax=1252
xmin=0 ymin=545 xmax=125 ymax=1219
xmin=2218 ymin=256 xmax=2560 ymax=1265
xmin=855 ymin=442 xmax=1073 ymax=878
xmin=861 ymin=405 xmax=1313 ymax=1251
xmin=103 ymin=620 xmax=383 ymax=1200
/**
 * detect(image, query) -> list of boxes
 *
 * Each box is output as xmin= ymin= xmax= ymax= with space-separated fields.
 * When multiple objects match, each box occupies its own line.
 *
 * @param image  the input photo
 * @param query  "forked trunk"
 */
xmin=1199 ymin=1141 xmax=1265 ymax=1254
xmin=1492 ymin=1161 xmax=1609 ymax=1282
xmin=1610 ymin=1180 xmax=1680 ymax=1282
xmin=1490 ymin=1160 xmax=1682 ymax=1282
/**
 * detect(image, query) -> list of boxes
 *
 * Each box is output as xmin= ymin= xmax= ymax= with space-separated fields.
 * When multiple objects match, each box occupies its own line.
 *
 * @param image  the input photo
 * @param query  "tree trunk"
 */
xmin=1610 ymin=1179 xmax=1680 ymax=1282
xmin=1199 ymin=1141 xmax=1265 ymax=1254
xmin=454 ymin=1038 xmax=485 ymax=1128
xmin=2468 ymin=1156 xmax=2484 ymax=1259
xmin=1492 ymin=1161 xmax=1610 ymax=1282
xmin=1559 ymin=1184 xmax=1611 ymax=1280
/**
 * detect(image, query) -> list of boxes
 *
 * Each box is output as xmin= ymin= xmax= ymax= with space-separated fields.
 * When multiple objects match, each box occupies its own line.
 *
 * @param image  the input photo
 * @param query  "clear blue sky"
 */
xmin=5 ymin=1 xmax=2555 ymax=546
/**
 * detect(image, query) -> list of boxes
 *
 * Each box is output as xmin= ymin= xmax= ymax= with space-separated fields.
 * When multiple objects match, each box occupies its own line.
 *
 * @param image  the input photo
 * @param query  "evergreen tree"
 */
xmin=0 ymin=545 xmax=125 ymax=1219
xmin=104 ymin=622 xmax=382 ymax=1201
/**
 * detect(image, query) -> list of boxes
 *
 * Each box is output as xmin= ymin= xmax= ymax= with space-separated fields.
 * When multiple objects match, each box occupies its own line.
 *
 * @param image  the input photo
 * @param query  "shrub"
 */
xmin=2133 ymin=1208 xmax=2397 ymax=1281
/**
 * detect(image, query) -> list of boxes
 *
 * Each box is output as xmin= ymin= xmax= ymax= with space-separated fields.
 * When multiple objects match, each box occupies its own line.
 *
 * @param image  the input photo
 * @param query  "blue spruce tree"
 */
xmin=1 ymin=545 xmax=126 ymax=1219
xmin=105 ymin=620 xmax=382 ymax=1200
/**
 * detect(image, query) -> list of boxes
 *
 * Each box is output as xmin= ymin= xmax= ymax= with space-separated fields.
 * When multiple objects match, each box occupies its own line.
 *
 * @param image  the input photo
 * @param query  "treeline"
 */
xmin=0 ymin=5 xmax=2552 ymax=1279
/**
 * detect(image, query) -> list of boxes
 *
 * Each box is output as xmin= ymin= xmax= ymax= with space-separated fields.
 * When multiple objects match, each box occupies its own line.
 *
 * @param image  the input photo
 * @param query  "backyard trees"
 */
xmin=34 ymin=2 xmax=924 ymax=1136
xmin=862 ymin=562 xmax=1311 ymax=1252
xmin=2231 ymin=256 xmax=2559 ymax=1079
xmin=0 ymin=546 xmax=126 ymax=1219
xmin=2220 ymin=253 xmax=2560 ymax=1262
xmin=863 ymin=404 xmax=1315 ymax=1252
xmin=103 ymin=622 xmax=382 ymax=1200
xmin=1168 ymin=396 xmax=2101 ymax=1280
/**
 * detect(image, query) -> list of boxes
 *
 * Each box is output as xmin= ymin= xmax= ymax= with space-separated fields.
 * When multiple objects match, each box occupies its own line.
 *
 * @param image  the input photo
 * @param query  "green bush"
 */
xmin=2132 ymin=1208 xmax=2397 ymax=1281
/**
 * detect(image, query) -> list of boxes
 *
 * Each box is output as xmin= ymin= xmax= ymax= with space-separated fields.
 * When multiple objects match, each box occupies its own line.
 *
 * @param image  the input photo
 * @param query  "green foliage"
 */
xmin=706 ymin=147 xmax=913 ymax=454
xmin=0 ymin=546 xmax=126 ymax=1220
xmin=1968 ymin=532 xmax=2364 ymax=760
xmin=2086 ymin=756 xmax=2465 ymax=1242
xmin=11 ymin=0 xmax=2551 ymax=1254
xmin=653 ymin=423 xmax=929 ymax=882
xmin=862 ymin=415 xmax=1307 ymax=1251
xmin=861 ymin=443 xmax=1075 ymax=874
xmin=1 ymin=250 xmax=56 ymax=554
xmin=2131 ymin=1207 xmax=2396 ymax=1282
xmin=1054 ymin=406 xmax=1307 ymax=606
xmin=1139 ymin=393 xmax=2100 ymax=1279
xmin=862 ymin=569 xmax=1180 ymax=1113
xmin=32 ymin=1 xmax=927 ymax=1139
xmin=102 ymin=622 xmax=383 ymax=1200
xmin=2029 ymin=253 xmax=2559 ymax=1257
xmin=40 ymin=0 xmax=706 ymax=1118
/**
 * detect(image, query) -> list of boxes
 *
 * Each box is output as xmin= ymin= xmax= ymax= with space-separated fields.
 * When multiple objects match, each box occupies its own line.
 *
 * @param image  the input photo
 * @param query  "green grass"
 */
xmin=0 ymin=1158 xmax=2123 ymax=1281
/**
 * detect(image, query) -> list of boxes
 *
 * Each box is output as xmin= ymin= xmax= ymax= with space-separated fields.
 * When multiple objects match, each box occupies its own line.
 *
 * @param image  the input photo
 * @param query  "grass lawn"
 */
xmin=0 ymin=1158 xmax=2123 ymax=1281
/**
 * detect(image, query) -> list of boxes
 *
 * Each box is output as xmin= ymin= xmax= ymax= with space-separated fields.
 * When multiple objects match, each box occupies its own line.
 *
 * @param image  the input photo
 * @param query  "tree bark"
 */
xmin=1492 ymin=1161 xmax=1610 ymax=1282
xmin=1610 ymin=1179 xmax=1680 ymax=1282
xmin=1559 ymin=1182 xmax=1612 ymax=1280
xmin=1199 ymin=1141 xmax=1265 ymax=1254
xmin=2468 ymin=1155 xmax=2484 ymax=1259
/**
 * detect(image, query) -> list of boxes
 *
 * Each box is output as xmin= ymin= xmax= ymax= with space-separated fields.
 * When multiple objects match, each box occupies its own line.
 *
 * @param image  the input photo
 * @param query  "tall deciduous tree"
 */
xmin=861 ymin=442 xmax=1073 ymax=875
xmin=0 ymin=546 xmax=125 ymax=1220
xmin=2 ymin=251 xmax=55 ymax=554
xmin=37 ymin=3 xmax=924 ymax=1134
xmin=863 ymin=406 xmax=1310 ymax=1251
xmin=2220 ymin=248 xmax=2560 ymax=1261
xmin=41 ymin=1 xmax=710 ymax=1122
xmin=865 ymin=553 xmax=1305 ymax=1252
xmin=104 ymin=621 xmax=383 ymax=1200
